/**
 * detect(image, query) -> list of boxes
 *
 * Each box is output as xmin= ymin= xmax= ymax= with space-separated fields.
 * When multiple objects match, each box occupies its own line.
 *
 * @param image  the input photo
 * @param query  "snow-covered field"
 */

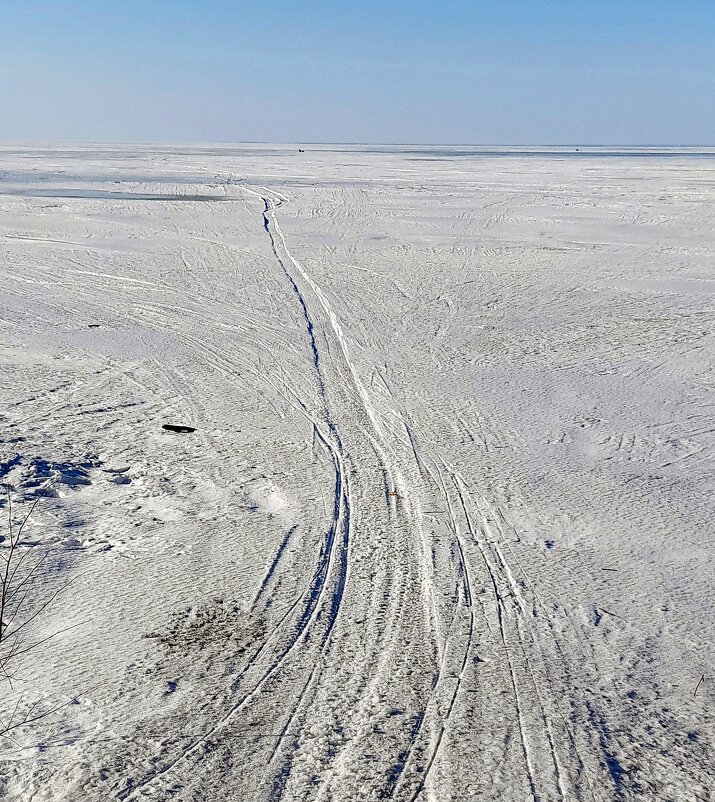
xmin=1 ymin=144 xmax=713 ymax=801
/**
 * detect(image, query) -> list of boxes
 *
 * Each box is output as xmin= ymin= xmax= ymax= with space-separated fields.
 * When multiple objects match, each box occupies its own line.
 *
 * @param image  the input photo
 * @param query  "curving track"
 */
xmin=1 ymin=146 xmax=713 ymax=802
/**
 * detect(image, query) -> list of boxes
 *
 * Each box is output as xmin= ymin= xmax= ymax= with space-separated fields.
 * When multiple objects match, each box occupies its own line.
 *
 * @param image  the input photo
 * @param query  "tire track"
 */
xmin=237 ymin=182 xmax=443 ymax=801
xmin=449 ymin=468 xmax=541 ymax=802
xmin=394 ymin=463 xmax=475 ymax=802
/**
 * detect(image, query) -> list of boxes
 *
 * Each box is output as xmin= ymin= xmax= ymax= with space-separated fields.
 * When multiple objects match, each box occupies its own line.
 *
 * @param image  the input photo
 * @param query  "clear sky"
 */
xmin=1 ymin=0 xmax=713 ymax=145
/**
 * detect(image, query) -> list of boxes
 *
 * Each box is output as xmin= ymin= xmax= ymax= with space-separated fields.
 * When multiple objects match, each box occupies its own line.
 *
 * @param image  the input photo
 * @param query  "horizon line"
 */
xmin=1 ymin=140 xmax=714 ymax=149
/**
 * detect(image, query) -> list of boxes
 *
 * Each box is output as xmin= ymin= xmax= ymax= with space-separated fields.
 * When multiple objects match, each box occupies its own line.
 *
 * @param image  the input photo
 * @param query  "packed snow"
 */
xmin=0 ymin=144 xmax=713 ymax=801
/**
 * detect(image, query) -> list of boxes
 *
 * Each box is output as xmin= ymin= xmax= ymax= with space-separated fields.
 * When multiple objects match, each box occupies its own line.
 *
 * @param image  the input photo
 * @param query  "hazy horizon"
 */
xmin=2 ymin=1 xmax=714 ymax=146
xmin=1 ymin=141 xmax=714 ymax=149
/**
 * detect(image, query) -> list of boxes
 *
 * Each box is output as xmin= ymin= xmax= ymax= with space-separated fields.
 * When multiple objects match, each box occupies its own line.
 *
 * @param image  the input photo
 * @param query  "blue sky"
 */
xmin=1 ymin=0 xmax=713 ymax=144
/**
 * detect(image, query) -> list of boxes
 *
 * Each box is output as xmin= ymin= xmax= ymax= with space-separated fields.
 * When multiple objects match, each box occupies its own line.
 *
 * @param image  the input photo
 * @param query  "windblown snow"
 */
xmin=0 ymin=144 xmax=713 ymax=801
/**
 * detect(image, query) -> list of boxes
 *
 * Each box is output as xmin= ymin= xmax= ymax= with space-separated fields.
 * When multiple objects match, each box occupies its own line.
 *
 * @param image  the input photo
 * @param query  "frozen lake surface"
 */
xmin=0 ymin=144 xmax=713 ymax=801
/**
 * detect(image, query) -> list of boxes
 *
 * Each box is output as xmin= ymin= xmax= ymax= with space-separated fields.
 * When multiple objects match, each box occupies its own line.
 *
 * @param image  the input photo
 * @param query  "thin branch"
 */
xmin=0 ymin=729 xmax=23 ymax=747
xmin=2 ymin=695 xmax=22 ymax=733
xmin=1 ymin=620 xmax=88 ymax=664
xmin=4 ymin=555 xmax=60 ymax=633
xmin=0 ymin=482 xmax=85 ymax=746
xmin=3 ymin=579 xmax=77 ymax=641
xmin=6 ymin=538 xmax=47 ymax=592
xmin=14 ymin=486 xmax=50 ymax=544
xmin=0 ymin=685 xmax=98 ymax=740
xmin=6 ymin=549 xmax=51 ymax=600
xmin=5 ymin=484 xmax=12 ymax=544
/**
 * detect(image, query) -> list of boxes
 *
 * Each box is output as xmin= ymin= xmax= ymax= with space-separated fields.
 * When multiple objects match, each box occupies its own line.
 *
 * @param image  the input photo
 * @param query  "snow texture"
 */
xmin=0 ymin=144 xmax=713 ymax=801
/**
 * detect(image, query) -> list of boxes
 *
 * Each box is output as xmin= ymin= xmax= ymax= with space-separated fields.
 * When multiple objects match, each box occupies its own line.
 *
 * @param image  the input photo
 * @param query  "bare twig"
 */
xmin=0 ymin=483 xmax=79 ymax=741
xmin=597 ymin=607 xmax=626 ymax=622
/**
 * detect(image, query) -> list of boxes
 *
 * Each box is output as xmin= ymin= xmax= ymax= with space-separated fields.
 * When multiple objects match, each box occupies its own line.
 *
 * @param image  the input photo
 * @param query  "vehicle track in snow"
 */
xmin=106 ymin=187 xmax=354 ymax=801
xmin=109 ymin=180 xmax=443 ymax=802
xmin=246 ymin=184 xmax=579 ymax=801
xmin=238 ymin=183 xmax=442 ymax=802
xmin=389 ymin=461 xmax=476 ymax=802
xmin=113 ymin=391 xmax=350 ymax=801
xmin=6 ymin=150 xmax=714 ymax=802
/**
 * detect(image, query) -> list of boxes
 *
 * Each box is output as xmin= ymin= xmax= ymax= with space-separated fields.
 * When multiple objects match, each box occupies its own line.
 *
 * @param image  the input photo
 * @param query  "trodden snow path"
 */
xmin=0 ymin=144 xmax=713 ymax=802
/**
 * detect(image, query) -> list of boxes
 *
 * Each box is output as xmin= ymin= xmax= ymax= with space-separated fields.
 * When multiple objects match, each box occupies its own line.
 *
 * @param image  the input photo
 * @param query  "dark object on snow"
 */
xmin=298 ymin=148 xmax=305 ymax=153
xmin=162 ymin=424 xmax=196 ymax=434
xmin=88 ymin=324 xmax=100 ymax=328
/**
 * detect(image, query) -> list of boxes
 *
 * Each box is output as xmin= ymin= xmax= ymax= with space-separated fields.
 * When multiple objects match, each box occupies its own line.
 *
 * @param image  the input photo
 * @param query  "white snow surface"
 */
xmin=0 ymin=144 xmax=713 ymax=801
